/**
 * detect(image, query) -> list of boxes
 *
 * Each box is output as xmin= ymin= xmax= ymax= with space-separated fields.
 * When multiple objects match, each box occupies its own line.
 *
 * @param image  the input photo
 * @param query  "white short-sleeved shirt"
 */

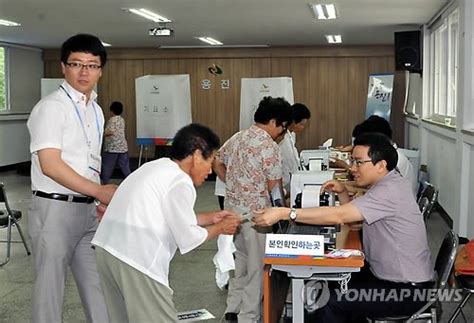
xmin=27 ymin=81 xmax=104 ymax=194
xmin=214 ymin=177 xmax=226 ymax=197
xmin=279 ymin=131 xmax=299 ymax=189
xmin=396 ymin=149 xmax=417 ymax=194
xmin=92 ymin=158 xmax=208 ymax=290
xmin=351 ymin=170 xmax=434 ymax=283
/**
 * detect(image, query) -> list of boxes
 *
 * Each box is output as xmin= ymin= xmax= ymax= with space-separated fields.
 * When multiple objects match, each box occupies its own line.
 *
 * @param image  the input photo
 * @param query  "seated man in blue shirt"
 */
xmin=254 ymin=133 xmax=434 ymax=322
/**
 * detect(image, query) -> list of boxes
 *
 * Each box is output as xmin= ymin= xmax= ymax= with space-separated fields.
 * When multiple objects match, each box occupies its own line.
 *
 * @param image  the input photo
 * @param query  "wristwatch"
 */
xmin=289 ymin=208 xmax=297 ymax=222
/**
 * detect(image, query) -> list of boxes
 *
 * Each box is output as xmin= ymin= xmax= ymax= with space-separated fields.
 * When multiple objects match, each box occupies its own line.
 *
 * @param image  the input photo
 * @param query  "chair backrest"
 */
xmin=418 ymin=182 xmax=438 ymax=217
xmin=418 ymin=196 xmax=430 ymax=219
xmin=434 ymin=230 xmax=458 ymax=289
xmin=0 ymin=183 xmax=12 ymax=214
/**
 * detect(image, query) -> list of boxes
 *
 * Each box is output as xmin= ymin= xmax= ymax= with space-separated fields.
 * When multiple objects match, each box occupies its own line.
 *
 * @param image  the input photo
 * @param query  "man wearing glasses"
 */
xmin=254 ymin=133 xmax=433 ymax=322
xmin=27 ymin=34 xmax=116 ymax=323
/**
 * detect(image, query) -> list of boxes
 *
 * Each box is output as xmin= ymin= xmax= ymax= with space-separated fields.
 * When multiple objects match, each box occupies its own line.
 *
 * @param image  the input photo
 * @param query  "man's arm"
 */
xmin=198 ymin=211 xmax=240 ymax=241
xmin=197 ymin=210 xmax=238 ymax=226
xmin=204 ymin=218 xmax=239 ymax=241
xmin=253 ymin=203 xmax=363 ymax=227
xmin=321 ymin=180 xmax=351 ymax=205
xmin=38 ymin=148 xmax=116 ymax=204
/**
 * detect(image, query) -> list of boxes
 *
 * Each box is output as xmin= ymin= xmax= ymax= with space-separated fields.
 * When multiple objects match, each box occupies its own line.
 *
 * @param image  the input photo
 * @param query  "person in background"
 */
xmin=100 ymin=101 xmax=131 ymax=184
xmin=254 ymin=133 xmax=434 ymax=322
xmin=279 ymin=103 xmax=311 ymax=191
xmin=27 ymin=34 xmax=116 ymax=323
xmin=359 ymin=115 xmax=417 ymax=193
xmin=92 ymin=123 xmax=240 ymax=322
xmin=213 ymin=96 xmax=292 ymax=323
xmin=335 ymin=116 xmax=417 ymax=194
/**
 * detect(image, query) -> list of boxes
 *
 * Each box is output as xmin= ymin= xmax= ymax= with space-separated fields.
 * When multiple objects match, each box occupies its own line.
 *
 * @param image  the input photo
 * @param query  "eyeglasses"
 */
xmin=349 ymin=158 xmax=373 ymax=167
xmin=65 ymin=62 xmax=102 ymax=71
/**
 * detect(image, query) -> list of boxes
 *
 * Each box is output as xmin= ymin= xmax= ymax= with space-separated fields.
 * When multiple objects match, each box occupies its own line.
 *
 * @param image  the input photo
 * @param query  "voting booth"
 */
xmin=240 ymin=77 xmax=294 ymax=130
xmin=135 ymin=74 xmax=192 ymax=165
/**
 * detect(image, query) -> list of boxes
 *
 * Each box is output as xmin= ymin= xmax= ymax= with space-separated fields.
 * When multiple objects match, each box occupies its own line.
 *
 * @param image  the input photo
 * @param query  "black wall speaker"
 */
xmin=394 ymin=31 xmax=421 ymax=72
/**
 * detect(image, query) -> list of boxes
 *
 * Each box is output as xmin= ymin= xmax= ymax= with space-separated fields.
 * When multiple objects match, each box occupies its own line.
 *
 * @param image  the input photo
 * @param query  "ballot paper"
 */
xmin=240 ymin=212 xmax=254 ymax=223
xmin=325 ymin=249 xmax=364 ymax=258
xmin=301 ymin=186 xmax=321 ymax=208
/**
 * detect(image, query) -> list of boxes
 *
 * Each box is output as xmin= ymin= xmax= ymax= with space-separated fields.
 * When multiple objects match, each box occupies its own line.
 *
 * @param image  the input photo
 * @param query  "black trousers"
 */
xmin=307 ymin=264 xmax=433 ymax=323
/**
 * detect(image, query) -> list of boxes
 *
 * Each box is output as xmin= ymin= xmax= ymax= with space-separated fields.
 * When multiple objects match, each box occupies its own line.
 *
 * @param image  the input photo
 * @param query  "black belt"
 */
xmin=33 ymin=190 xmax=95 ymax=204
xmin=409 ymin=281 xmax=434 ymax=287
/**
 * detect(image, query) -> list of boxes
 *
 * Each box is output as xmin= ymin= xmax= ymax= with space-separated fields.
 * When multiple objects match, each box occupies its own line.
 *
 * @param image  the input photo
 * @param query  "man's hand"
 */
xmin=212 ymin=210 xmax=239 ymax=224
xmin=95 ymin=184 xmax=117 ymax=205
xmin=217 ymin=215 xmax=240 ymax=235
xmin=253 ymin=208 xmax=286 ymax=227
xmin=321 ymin=180 xmax=347 ymax=195
xmin=96 ymin=203 xmax=107 ymax=222
xmin=330 ymin=158 xmax=350 ymax=170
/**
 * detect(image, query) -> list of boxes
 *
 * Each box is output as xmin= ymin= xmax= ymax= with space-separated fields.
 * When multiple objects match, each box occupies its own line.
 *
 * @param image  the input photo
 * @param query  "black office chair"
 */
xmin=0 ymin=182 xmax=31 ymax=266
xmin=418 ymin=182 xmax=439 ymax=220
xmin=368 ymin=230 xmax=459 ymax=323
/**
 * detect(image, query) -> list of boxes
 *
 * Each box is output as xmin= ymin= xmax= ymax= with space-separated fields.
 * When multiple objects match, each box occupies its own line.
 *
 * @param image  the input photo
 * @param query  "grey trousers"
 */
xmin=28 ymin=196 xmax=109 ymax=323
xmin=225 ymin=204 xmax=267 ymax=323
xmin=95 ymin=247 xmax=178 ymax=323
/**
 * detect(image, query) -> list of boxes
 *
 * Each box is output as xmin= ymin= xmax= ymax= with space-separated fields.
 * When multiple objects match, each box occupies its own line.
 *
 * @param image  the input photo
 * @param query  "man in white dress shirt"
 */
xmin=92 ymin=124 xmax=240 ymax=322
xmin=27 ymin=34 xmax=117 ymax=323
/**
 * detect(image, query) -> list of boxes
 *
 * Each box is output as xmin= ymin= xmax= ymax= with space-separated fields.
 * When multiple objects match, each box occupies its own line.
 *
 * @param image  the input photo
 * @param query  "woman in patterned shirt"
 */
xmin=101 ymin=101 xmax=131 ymax=184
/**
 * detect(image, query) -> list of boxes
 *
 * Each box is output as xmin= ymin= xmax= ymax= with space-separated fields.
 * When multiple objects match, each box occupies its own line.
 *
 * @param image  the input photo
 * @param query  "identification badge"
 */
xmin=88 ymin=152 xmax=101 ymax=174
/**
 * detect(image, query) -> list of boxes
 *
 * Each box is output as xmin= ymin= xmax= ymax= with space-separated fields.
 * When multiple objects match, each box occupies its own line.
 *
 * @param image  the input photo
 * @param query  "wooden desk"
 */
xmin=454 ymin=246 xmax=474 ymax=275
xmin=263 ymin=227 xmax=364 ymax=323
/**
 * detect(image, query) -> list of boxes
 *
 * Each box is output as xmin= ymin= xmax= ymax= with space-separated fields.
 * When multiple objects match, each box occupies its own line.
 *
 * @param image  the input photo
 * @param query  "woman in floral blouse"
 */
xmin=101 ymin=101 xmax=131 ymax=183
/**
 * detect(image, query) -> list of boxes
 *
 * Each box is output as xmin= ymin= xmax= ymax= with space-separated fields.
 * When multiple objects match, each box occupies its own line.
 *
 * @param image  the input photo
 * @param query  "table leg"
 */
xmin=292 ymin=278 xmax=305 ymax=323
xmin=138 ymin=145 xmax=143 ymax=167
xmin=263 ymin=265 xmax=271 ymax=323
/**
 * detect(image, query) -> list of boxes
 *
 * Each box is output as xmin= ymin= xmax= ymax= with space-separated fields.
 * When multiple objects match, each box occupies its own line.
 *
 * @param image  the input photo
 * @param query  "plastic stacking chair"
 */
xmin=418 ymin=182 xmax=439 ymax=220
xmin=0 ymin=182 xmax=31 ymax=266
xmin=368 ymin=230 xmax=458 ymax=323
xmin=448 ymin=238 xmax=474 ymax=323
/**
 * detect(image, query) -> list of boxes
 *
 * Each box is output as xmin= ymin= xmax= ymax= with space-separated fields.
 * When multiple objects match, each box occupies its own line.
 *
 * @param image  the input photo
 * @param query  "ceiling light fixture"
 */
xmin=126 ymin=8 xmax=172 ymax=23
xmin=101 ymin=42 xmax=112 ymax=47
xmin=309 ymin=3 xmax=337 ymax=20
xmin=159 ymin=44 xmax=269 ymax=49
xmin=149 ymin=27 xmax=174 ymax=37
xmin=325 ymin=35 xmax=342 ymax=44
xmin=0 ymin=19 xmax=21 ymax=27
xmin=197 ymin=37 xmax=223 ymax=46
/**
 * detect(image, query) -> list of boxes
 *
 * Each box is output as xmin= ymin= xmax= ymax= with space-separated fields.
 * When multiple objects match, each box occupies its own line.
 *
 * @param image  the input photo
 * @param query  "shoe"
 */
xmin=224 ymin=312 xmax=238 ymax=322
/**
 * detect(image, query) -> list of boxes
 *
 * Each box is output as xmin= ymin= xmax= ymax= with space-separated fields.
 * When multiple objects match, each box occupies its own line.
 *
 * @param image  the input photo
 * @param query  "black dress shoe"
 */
xmin=224 ymin=312 xmax=238 ymax=322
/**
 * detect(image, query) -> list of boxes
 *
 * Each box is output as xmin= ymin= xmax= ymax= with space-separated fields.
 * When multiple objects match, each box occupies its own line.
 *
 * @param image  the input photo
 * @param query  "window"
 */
xmin=0 ymin=47 xmax=6 ymax=111
xmin=426 ymin=8 xmax=459 ymax=126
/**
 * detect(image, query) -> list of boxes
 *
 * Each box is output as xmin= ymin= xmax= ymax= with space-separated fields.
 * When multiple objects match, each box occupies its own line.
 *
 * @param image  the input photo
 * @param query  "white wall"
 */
xmin=405 ymin=0 xmax=474 ymax=237
xmin=0 ymin=44 xmax=43 ymax=166
xmin=0 ymin=115 xmax=30 ymax=167
xmin=466 ymin=141 xmax=474 ymax=234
